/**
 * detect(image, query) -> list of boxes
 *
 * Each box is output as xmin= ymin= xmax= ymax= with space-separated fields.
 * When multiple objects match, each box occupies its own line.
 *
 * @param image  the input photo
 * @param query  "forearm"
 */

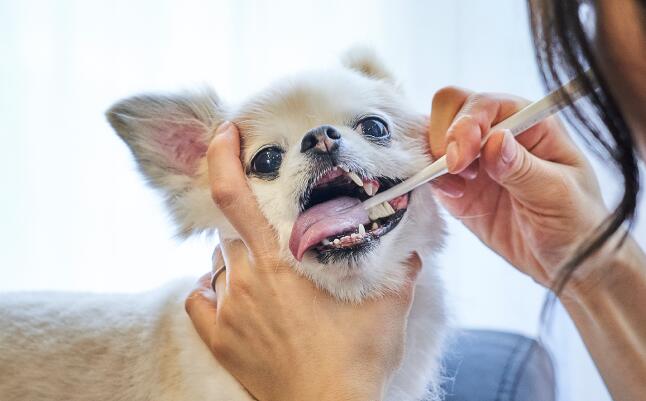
xmin=560 ymin=235 xmax=646 ymax=401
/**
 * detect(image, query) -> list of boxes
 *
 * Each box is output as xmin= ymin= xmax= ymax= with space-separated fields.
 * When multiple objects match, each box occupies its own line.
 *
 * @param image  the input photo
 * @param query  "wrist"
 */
xmin=559 ymin=232 xmax=645 ymax=312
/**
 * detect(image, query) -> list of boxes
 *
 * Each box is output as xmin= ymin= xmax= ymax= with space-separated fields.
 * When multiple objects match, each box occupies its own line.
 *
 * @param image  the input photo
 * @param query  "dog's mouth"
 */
xmin=289 ymin=165 xmax=409 ymax=261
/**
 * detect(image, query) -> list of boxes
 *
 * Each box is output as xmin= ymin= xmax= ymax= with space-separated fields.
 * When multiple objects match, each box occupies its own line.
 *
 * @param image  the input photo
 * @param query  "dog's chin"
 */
xmin=294 ymin=216 xmax=415 ymax=302
xmin=312 ymin=204 xmax=408 ymax=264
xmin=295 ymin=236 xmax=408 ymax=302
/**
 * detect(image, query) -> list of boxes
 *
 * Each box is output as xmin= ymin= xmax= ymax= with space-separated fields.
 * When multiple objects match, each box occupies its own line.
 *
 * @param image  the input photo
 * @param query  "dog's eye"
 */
xmin=356 ymin=117 xmax=389 ymax=138
xmin=251 ymin=146 xmax=283 ymax=176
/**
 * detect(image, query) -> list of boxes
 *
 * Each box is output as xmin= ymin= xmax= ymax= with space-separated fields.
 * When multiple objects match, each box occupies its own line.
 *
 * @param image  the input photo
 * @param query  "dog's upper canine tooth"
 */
xmin=340 ymin=165 xmax=350 ymax=173
xmin=347 ymin=171 xmax=363 ymax=187
xmin=363 ymin=182 xmax=374 ymax=196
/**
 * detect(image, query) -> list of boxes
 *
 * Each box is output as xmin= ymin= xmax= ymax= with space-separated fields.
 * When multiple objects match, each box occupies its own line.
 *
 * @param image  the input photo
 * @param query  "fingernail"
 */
xmin=501 ymin=130 xmax=516 ymax=164
xmin=216 ymin=121 xmax=232 ymax=135
xmin=446 ymin=141 xmax=459 ymax=172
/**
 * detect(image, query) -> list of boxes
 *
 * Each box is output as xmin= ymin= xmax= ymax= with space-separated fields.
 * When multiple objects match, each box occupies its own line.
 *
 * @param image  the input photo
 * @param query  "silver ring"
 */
xmin=211 ymin=265 xmax=226 ymax=292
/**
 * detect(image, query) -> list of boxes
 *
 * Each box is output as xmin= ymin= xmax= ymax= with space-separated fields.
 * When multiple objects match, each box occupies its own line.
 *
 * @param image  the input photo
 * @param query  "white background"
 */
xmin=1 ymin=1 xmax=643 ymax=400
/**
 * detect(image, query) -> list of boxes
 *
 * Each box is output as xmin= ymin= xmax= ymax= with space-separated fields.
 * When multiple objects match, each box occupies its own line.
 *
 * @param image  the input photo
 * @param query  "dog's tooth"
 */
xmin=348 ymin=171 xmax=363 ymax=186
xmin=340 ymin=165 xmax=350 ymax=173
xmin=322 ymin=239 xmax=331 ymax=246
xmin=372 ymin=222 xmax=379 ymax=230
xmin=363 ymin=182 xmax=373 ymax=196
xmin=358 ymin=224 xmax=366 ymax=235
xmin=333 ymin=238 xmax=341 ymax=246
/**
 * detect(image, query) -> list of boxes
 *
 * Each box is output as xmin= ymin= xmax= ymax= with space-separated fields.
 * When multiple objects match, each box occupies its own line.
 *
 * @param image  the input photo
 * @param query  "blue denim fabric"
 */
xmin=439 ymin=330 xmax=555 ymax=401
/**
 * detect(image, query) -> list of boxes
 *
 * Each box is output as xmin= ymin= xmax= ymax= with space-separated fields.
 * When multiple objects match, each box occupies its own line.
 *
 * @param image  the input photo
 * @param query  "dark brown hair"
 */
xmin=528 ymin=0 xmax=642 ymax=295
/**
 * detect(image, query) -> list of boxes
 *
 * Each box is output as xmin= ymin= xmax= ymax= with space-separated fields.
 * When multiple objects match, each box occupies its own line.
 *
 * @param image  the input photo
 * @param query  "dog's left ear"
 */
xmin=341 ymin=47 xmax=394 ymax=82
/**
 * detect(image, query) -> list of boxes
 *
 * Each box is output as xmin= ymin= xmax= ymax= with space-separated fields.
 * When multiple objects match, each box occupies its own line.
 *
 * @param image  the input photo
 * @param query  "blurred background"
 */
xmin=1 ymin=1 xmax=643 ymax=400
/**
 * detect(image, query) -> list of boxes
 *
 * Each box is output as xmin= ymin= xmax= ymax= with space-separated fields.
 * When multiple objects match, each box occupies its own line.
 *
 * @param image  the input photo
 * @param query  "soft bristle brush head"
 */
xmin=367 ymin=202 xmax=395 ymax=221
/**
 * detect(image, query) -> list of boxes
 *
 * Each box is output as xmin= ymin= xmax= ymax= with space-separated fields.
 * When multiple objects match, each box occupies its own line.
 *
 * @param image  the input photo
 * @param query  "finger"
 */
xmin=212 ymin=246 xmax=224 ymax=273
xmin=429 ymin=86 xmax=472 ymax=159
xmin=445 ymin=93 xmax=529 ymax=174
xmin=445 ymin=115 xmax=483 ymax=172
xmin=207 ymin=122 xmax=277 ymax=254
xmin=481 ymin=129 xmax=563 ymax=204
xmin=214 ymin=263 xmax=227 ymax=306
xmin=218 ymin=239 xmax=255 ymax=289
xmin=185 ymin=273 xmax=218 ymax=345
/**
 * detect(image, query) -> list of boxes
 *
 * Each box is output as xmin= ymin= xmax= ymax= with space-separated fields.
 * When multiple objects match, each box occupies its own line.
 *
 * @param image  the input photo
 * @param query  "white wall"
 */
xmin=2 ymin=1 xmax=643 ymax=400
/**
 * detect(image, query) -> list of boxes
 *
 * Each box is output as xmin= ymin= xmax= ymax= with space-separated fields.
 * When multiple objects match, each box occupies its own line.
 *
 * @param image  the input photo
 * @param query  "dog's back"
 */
xmin=0 ymin=280 xmax=250 ymax=401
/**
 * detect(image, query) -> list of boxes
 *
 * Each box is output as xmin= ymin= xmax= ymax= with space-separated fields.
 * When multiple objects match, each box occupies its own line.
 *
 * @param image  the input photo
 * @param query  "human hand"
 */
xmin=185 ymin=122 xmax=422 ymax=401
xmin=428 ymin=87 xmax=609 ymax=293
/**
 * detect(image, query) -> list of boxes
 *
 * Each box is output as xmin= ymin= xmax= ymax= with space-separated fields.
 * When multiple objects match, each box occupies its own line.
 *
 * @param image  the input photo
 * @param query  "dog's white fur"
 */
xmin=0 ymin=50 xmax=447 ymax=401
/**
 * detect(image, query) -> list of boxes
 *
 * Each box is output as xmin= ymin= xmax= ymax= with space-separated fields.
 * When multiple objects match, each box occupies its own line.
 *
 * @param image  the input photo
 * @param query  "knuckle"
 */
xmin=432 ymin=86 xmax=467 ymax=108
xmin=506 ymin=150 xmax=533 ymax=183
xmin=183 ymin=289 xmax=201 ymax=315
xmin=464 ymin=92 xmax=483 ymax=105
xmin=447 ymin=114 xmax=478 ymax=141
xmin=452 ymin=113 xmax=477 ymax=129
xmin=206 ymin=140 xmax=217 ymax=159
xmin=210 ymin=183 xmax=237 ymax=209
xmin=209 ymin=336 xmax=231 ymax=361
xmin=252 ymin=251 xmax=281 ymax=270
xmin=217 ymin=305 xmax=236 ymax=327
xmin=228 ymin=278 xmax=253 ymax=299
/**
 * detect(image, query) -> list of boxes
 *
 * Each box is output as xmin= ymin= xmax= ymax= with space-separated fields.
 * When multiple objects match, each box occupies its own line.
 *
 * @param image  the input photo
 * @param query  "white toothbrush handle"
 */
xmin=363 ymin=70 xmax=592 ymax=210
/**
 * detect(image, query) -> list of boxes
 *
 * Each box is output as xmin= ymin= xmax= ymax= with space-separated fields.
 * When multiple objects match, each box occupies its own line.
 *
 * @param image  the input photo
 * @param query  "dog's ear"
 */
xmin=107 ymin=88 xmax=226 ymax=236
xmin=107 ymin=89 xmax=222 ymax=180
xmin=341 ymin=47 xmax=394 ymax=82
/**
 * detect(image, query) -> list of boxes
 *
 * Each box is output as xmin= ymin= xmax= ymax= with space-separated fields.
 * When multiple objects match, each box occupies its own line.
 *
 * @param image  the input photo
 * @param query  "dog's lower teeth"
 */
xmin=333 ymin=238 xmax=341 ymax=245
xmin=322 ymin=239 xmax=331 ymax=246
xmin=372 ymin=222 xmax=379 ymax=230
xmin=358 ymin=224 xmax=366 ymax=235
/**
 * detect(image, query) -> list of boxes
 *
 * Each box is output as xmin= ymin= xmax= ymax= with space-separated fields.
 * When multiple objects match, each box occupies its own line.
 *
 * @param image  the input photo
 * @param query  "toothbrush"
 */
xmin=364 ymin=70 xmax=593 ymax=220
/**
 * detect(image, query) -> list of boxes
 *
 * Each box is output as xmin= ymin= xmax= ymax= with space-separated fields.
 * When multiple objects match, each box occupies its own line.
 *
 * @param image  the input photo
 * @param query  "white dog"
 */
xmin=0 ymin=50 xmax=447 ymax=401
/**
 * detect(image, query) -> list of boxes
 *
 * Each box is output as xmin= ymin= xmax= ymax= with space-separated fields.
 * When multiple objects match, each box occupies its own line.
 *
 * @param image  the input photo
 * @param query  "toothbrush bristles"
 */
xmin=367 ymin=202 xmax=395 ymax=221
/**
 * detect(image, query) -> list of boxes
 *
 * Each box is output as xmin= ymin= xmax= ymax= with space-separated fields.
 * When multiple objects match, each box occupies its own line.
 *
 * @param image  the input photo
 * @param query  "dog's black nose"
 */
xmin=300 ymin=125 xmax=342 ymax=154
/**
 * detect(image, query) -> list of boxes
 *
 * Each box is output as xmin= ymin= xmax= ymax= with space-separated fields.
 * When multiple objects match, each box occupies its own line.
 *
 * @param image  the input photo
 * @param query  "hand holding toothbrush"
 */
xmin=427 ymin=87 xmax=612 ymax=295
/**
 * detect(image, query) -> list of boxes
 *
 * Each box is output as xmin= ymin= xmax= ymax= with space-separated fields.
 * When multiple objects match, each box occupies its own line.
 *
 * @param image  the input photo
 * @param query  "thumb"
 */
xmin=482 ymin=129 xmax=559 ymax=204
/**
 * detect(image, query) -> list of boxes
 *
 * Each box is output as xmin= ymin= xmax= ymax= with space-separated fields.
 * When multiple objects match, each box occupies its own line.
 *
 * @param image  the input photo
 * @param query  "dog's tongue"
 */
xmin=289 ymin=196 xmax=369 ymax=261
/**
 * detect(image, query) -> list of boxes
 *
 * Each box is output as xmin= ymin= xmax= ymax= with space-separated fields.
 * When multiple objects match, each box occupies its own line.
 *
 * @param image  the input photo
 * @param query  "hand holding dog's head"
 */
xmin=107 ymin=49 xmax=444 ymax=301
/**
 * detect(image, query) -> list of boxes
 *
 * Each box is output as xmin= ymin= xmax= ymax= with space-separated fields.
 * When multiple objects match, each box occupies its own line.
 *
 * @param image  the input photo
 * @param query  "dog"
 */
xmin=0 ymin=49 xmax=447 ymax=401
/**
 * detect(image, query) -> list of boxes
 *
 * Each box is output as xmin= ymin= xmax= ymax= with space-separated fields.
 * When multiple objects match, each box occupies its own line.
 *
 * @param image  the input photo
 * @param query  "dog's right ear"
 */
xmin=106 ymin=88 xmax=226 ymax=236
xmin=107 ymin=88 xmax=223 ymax=182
